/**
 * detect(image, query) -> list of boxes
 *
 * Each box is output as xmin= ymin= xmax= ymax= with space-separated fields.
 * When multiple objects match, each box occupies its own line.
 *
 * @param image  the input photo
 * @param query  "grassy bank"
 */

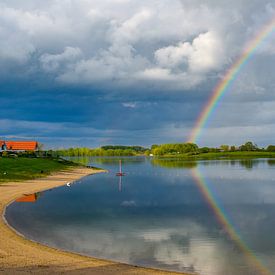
xmin=157 ymin=151 xmax=275 ymax=160
xmin=0 ymin=157 xmax=78 ymax=183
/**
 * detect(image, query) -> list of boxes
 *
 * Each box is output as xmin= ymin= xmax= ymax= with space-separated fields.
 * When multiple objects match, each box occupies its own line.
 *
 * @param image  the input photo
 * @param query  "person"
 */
xmin=2 ymin=142 xmax=7 ymax=151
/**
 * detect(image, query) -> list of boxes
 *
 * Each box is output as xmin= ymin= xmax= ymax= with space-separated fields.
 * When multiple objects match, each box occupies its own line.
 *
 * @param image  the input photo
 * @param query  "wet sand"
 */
xmin=0 ymin=167 xmax=189 ymax=274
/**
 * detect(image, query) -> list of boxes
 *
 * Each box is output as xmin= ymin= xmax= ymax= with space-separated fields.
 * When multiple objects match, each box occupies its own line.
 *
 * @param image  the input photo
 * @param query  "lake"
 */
xmin=5 ymin=157 xmax=275 ymax=275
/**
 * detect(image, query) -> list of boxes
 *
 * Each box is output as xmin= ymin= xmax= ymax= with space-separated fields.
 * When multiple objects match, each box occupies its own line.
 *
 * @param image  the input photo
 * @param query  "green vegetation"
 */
xmin=159 ymin=151 xmax=275 ymax=160
xmin=0 ymin=157 xmax=77 ymax=183
xmin=35 ymin=140 xmax=275 ymax=161
xmin=55 ymin=145 xmax=148 ymax=157
xmin=150 ymin=143 xmax=198 ymax=156
xmin=148 ymin=141 xmax=275 ymax=160
xmin=267 ymin=145 xmax=275 ymax=152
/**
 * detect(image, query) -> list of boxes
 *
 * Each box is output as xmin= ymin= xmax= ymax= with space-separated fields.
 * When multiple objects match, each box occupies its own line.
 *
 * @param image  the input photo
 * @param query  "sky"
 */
xmin=1 ymin=0 xmax=275 ymax=148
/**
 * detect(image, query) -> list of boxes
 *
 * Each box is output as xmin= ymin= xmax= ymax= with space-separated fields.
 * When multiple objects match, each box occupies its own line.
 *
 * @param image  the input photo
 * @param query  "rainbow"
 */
xmin=188 ymin=17 xmax=275 ymax=144
xmin=192 ymin=168 xmax=272 ymax=275
xmin=186 ymin=17 xmax=275 ymax=275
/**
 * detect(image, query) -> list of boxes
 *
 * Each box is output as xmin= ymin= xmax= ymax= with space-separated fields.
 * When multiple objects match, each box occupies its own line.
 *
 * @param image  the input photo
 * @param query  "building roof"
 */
xmin=5 ymin=141 xmax=38 ymax=151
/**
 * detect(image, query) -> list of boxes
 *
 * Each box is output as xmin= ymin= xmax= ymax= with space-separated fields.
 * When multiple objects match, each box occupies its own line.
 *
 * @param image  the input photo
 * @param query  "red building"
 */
xmin=0 ymin=140 xmax=38 ymax=151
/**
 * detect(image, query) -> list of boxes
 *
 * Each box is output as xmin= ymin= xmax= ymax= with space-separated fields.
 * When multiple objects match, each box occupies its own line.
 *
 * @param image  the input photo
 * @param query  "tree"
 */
xmin=151 ymin=143 xmax=198 ymax=156
xmin=267 ymin=145 xmax=275 ymax=152
xmin=199 ymin=147 xmax=210 ymax=153
xmin=37 ymin=143 xmax=44 ymax=151
xmin=220 ymin=145 xmax=229 ymax=152
xmin=151 ymin=144 xmax=159 ymax=150
xmin=239 ymin=141 xmax=258 ymax=151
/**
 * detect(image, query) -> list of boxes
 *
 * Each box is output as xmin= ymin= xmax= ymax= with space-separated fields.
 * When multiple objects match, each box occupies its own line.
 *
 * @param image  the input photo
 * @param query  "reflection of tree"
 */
xmin=198 ymin=159 xmax=268 ymax=170
xmin=151 ymin=159 xmax=197 ymax=169
xmin=267 ymin=160 xmax=275 ymax=166
xmin=93 ymin=157 xmax=145 ymax=165
xmin=239 ymin=159 xmax=257 ymax=170
xmin=36 ymin=192 xmax=42 ymax=200
xmin=67 ymin=156 xmax=146 ymax=166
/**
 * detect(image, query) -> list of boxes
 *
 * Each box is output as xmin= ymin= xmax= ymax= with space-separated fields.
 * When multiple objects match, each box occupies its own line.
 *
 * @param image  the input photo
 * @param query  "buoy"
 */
xmin=116 ymin=160 xmax=126 ymax=176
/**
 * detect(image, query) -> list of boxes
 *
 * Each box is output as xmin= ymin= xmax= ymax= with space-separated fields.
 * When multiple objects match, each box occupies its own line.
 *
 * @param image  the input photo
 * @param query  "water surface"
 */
xmin=6 ymin=157 xmax=275 ymax=275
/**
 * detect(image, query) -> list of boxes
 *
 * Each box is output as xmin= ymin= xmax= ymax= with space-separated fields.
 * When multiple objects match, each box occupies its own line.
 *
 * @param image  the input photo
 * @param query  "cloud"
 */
xmin=40 ymin=47 xmax=82 ymax=72
xmin=155 ymin=31 xmax=224 ymax=72
xmin=122 ymin=102 xmax=137 ymax=108
xmin=137 ymin=68 xmax=175 ymax=81
xmin=121 ymin=200 xmax=137 ymax=207
xmin=0 ymin=0 xmax=245 ymax=88
xmin=0 ymin=6 xmax=35 ymax=63
xmin=110 ymin=9 xmax=153 ymax=44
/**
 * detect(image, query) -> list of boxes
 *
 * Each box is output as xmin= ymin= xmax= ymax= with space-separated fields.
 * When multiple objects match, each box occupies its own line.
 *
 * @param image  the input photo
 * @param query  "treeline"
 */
xmin=101 ymin=145 xmax=147 ymax=152
xmin=151 ymin=143 xmax=199 ymax=156
xmin=49 ymin=141 xmax=275 ymax=158
xmin=54 ymin=145 xmax=148 ymax=157
xmin=149 ymin=141 xmax=275 ymax=156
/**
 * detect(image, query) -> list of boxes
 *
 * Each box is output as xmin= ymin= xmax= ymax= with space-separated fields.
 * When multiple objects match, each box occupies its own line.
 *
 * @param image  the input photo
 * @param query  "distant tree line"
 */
xmin=148 ymin=141 xmax=275 ymax=156
xmin=150 ymin=143 xmax=199 ymax=156
xmin=101 ymin=145 xmax=147 ymax=152
xmin=53 ymin=146 xmax=148 ymax=157
xmin=47 ymin=141 xmax=275 ymax=158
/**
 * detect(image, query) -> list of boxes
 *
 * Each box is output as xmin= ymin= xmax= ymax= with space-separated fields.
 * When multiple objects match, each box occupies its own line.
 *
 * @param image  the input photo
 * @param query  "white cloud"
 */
xmin=111 ymin=9 xmax=153 ymax=44
xmin=0 ymin=0 xmax=274 ymax=92
xmin=155 ymin=42 xmax=192 ymax=69
xmin=122 ymin=102 xmax=137 ymax=108
xmin=121 ymin=200 xmax=137 ymax=207
xmin=0 ymin=6 xmax=35 ymax=62
xmin=155 ymin=31 xmax=225 ymax=72
xmin=137 ymin=68 xmax=175 ymax=81
xmin=189 ymin=31 xmax=224 ymax=72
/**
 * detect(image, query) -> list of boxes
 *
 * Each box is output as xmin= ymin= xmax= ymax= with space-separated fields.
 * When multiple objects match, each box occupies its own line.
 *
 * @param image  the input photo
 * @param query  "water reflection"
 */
xmin=6 ymin=157 xmax=275 ymax=275
xmin=116 ymin=174 xmax=124 ymax=192
xmin=68 ymin=156 xmax=275 ymax=171
xmin=151 ymin=158 xmax=198 ymax=169
xmin=68 ymin=156 xmax=145 ymax=167
xmin=239 ymin=159 xmax=256 ymax=170
xmin=16 ymin=192 xmax=42 ymax=203
xmin=267 ymin=159 xmax=275 ymax=166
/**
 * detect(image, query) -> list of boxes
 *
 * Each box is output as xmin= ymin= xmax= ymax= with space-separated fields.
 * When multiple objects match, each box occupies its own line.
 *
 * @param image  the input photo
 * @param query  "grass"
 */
xmin=158 ymin=151 xmax=275 ymax=160
xmin=0 ymin=157 xmax=79 ymax=183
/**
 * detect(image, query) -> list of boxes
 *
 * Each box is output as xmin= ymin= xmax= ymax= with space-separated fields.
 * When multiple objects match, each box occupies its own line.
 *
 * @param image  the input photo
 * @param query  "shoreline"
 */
xmin=0 ymin=167 xmax=189 ymax=274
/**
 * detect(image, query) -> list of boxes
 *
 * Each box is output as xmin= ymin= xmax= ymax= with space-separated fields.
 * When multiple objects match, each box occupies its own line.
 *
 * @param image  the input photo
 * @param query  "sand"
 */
xmin=0 ymin=167 xmax=190 ymax=274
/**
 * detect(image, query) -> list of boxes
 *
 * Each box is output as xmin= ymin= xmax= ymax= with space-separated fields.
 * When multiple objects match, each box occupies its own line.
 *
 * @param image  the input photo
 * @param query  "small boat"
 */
xmin=116 ymin=160 xmax=126 ymax=176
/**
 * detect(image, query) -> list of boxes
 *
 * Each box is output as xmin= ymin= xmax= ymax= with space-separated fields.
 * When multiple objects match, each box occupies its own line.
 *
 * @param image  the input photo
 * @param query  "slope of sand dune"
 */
xmin=0 ymin=167 xmax=189 ymax=274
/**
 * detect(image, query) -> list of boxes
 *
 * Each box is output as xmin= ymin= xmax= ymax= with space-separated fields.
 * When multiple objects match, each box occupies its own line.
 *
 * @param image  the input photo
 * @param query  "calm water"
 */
xmin=5 ymin=157 xmax=275 ymax=275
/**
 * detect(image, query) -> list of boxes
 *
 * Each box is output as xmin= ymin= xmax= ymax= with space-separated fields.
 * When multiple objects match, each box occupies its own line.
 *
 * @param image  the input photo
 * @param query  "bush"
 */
xmin=1 ymin=151 xmax=8 ymax=157
xmin=267 ymin=145 xmax=275 ymax=152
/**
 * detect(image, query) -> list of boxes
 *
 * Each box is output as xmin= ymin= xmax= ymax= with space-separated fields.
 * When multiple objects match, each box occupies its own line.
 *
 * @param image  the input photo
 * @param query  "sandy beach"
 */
xmin=0 ymin=167 xmax=188 ymax=275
